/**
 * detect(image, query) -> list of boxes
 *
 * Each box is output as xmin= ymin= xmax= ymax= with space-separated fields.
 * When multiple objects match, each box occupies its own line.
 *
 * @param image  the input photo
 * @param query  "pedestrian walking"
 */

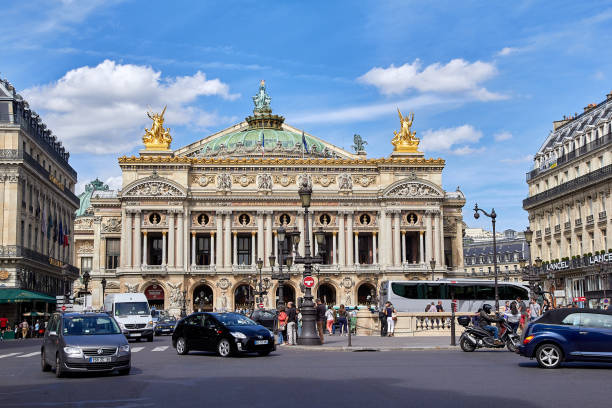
xmin=21 ymin=319 xmax=28 ymax=339
xmin=0 ymin=316 xmax=7 ymax=341
xmin=297 ymin=309 xmax=303 ymax=337
xmin=337 ymin=304 xmax=348 ymax=335
xmin=315 ymin=299 xmax=326 ymax=344
xmin=325 ymin=307 xmax=335 ymax=335
xmin=277 ymin=307 xmax=288 ymax=345
xmin=505 ymin=301 xmax=520 ymax=333
xmin=436 ymin=300 xmax=445 ymax=328
xmin=516 ymin=297 xmax=528 ymax=330
xmin=385 ymin=302 xmax=396 ymax=337
xmin=286 ymin=302 xmax=297 ymax=345
xmin=529 ymin=299 xmax=541 ymax=322
xmin=34 ymin=320 xmax=40 ymax=338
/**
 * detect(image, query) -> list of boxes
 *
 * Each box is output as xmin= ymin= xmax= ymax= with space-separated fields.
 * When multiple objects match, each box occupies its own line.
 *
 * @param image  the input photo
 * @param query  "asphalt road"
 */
xmin=1 ymin=336 xmax=610 ymax=408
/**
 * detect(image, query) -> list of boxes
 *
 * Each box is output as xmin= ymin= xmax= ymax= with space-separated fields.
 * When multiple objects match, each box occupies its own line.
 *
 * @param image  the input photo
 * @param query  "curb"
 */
xmin=283 ymin=345 xmax=459 ymax=352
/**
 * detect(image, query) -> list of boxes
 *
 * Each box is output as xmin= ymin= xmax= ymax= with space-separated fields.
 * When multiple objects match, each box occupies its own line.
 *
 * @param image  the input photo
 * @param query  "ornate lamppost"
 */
xmin=294 ymin=179 xmax=326 ymax=345
xmin=270 ymin=225 xmax=293 ymax=309
xmin=82 ymin=270 xmax=91 ymax=295
xmin=474 ymin=204 xmax=499 ymax=311
xmin=100 ymin=278 xmax=107 ymax=306
xmin=429 ymin=258 xmax=436 ymax=281
xmin=255 ymin=258 xmax=267 ymax=307
xmin=180 ymin=289 xmax=187 ymax=318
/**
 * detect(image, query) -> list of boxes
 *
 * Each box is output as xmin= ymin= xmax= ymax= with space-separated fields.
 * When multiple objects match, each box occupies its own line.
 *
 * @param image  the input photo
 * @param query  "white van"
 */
xmin=104 ymin=293 xmax=154 ymax=342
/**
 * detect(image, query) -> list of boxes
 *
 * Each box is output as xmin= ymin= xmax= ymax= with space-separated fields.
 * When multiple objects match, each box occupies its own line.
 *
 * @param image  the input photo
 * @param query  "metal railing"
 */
xmin=599 ymin=211 xmax=607 ymax=220
xmin=586 ymin=215 xmax=594 ymax=225
xmin=523 ymin=164 xmax=612 ymax=208
xmin=0 ymin=245 xmax=78 ymax=274
xmin=526 ymin=133 xmax=612 ymax=181
xmin=564 ymin=221 xmax=571 ymax=230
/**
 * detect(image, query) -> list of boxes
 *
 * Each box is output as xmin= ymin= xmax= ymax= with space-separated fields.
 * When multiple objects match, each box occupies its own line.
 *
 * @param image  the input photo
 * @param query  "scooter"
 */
xmin=457 ymin=315 xmax=520 ymax=352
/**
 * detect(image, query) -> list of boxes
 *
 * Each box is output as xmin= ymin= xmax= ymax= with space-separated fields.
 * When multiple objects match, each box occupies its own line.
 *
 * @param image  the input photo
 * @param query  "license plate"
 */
xmin=89 ymin=356 xmax=112 ymax=363
xmin=130 ymin=333 xmax=141 ymax=337
xmin=254 ymin=340 xmax=268 ymax=345
xmin=162 ymin=329 xmax=170 ymax=332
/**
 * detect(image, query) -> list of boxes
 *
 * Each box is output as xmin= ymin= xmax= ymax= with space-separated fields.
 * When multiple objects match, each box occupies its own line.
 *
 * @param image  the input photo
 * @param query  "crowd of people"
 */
xmin=0 ymin=318 xmax=47 ymax=341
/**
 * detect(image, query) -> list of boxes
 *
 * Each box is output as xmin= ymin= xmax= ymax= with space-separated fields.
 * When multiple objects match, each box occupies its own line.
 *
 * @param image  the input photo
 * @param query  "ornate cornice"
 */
xmin=118 ymin=156 xmax=445 ymax=166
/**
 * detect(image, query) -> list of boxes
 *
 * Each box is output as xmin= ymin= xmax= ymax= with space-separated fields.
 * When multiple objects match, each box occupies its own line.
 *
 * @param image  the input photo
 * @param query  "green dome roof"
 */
xmin=196 ymin=128 xmax=327 ymax=156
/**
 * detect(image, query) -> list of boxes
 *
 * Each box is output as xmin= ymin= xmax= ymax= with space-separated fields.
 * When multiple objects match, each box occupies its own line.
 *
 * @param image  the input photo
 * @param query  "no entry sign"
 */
xmin=303 ymin=276 xmax=315 ymax=288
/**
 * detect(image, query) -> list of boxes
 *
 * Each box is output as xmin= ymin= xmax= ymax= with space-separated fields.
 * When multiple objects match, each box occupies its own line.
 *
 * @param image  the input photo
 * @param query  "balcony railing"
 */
xmin=554 ymin=225 xmax=561 ymax=233
xmin=536 ymin=230 xmax=542 ymax=238
xmin=18 ymin=151 xmax=79 ymax=206
xmin=545 ymin=227 xmax=551 ymax=236
xmin=524 ymin=164 xmax=612 ymax=208
xmin=141 ymin=265 xmax=167 ymax=273
xmin=564 ymin=221 xmax=571 ymax=230
xmin=586 ymin=215 xmax=594 ymax=225
xmin=190 ymin=265 xmax=216 ymax=273
xmin=526 ymin=133 xmax=612 ymax=181
xmin=599 ymin=211 xmax=607 ymax=220
xmin=232 ymin=264 xmax=256 ymax=274
xmin=0 ymin=245 xmax=78 ymax=275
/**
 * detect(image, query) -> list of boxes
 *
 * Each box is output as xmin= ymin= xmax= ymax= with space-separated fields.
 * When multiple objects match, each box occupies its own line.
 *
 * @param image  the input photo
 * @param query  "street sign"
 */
xmin=303 ymin=276 xmax=315 ymax=288
xmin=61 ymin=305 xmax=66 ymax=311
xmin=258 ymin=303 xmax=264 ymax=308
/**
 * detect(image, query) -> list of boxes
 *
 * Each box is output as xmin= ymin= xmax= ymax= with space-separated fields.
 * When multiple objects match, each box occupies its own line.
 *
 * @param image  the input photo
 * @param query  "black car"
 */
xmin=249 ymin=309 xmax=277 ymax=331
xmin=154 ymin=316 xmax=177 ymax=336
xmin=41 ymin=312 xmax=131 ymax=377
xmin=172 ymin=312 xmax=275 ymax=357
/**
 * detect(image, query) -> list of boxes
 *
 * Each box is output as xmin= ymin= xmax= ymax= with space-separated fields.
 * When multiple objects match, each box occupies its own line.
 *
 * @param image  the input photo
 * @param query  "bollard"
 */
xmin=450 ymin=299 xmax=457 ymax=346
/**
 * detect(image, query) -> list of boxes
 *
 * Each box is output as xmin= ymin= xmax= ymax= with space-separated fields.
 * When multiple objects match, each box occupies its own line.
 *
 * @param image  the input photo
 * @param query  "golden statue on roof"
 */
xmin=143 ymin=106 xmax=172 ymax=150
xmin=391 ymin=108 xmax=420 ymax=153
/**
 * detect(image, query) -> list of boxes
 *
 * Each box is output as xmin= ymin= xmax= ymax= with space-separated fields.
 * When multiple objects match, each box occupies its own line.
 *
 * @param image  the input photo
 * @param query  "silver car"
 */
xmin=41 ymin=312 xmax=131 ymax=377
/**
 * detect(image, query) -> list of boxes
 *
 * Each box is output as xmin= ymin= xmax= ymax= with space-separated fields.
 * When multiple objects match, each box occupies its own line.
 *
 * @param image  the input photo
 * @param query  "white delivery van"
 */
xmin=104 ymin=293 xmax=154 ymax=342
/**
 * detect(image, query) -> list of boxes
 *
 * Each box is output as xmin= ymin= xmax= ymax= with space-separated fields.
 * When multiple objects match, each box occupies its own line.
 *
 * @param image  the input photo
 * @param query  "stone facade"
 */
xmin=523 ymin=92 xmax=612 ymax=307
xmin=75 ymin=83 xmax=466 ymax=315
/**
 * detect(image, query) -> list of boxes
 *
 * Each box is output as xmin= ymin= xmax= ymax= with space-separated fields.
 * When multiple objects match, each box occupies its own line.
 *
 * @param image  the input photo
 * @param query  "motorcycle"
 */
xmin=457 ymin=315 xmax=520 ymax=352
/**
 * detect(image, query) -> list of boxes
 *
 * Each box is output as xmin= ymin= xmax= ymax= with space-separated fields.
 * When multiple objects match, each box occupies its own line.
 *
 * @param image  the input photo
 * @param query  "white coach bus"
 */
xmin=379 ymin=280 xmax=529 ymax=312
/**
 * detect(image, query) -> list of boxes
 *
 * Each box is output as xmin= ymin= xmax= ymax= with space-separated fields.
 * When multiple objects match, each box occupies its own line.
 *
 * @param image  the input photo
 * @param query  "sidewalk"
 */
xmin=285 ymin=335 xmax=458 ymax=352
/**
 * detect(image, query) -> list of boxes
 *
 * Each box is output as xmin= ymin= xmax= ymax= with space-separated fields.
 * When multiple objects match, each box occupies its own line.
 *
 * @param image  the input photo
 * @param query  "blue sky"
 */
xmin=2 ymin=0 xmax=612 ymax=231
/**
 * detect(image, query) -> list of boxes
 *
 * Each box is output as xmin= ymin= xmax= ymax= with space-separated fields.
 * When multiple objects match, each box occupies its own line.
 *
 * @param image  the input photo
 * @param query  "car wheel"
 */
xmin=536 ymin=344 xmax=563 ymax=369
xmin=55 ymin=354 xmax=64 ymax=378
xmin=257 ymin=350 xmax=271 ymax=356
xmin=217 ymin=338 xmax=233 ymax=357
xmin=41 ymin=349 xmax=51 ymax=372
xmin=118 ymin=367 xmax=131 ymax=376
xmin=460 ymin=337 xmax=476 ymax=352
xmin=176 ymin=337 xmax=189 ymax=355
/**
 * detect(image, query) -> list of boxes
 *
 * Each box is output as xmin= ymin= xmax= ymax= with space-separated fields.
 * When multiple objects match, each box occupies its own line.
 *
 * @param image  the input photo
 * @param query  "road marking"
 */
xmin=0 ymin=352 xmax=21 ymax=359
xmin=131 ymin=347 xmax=144 ymax=353
xmin=151 ymin=346 xmax=168 ymax=352
xmin=17 ymin=352 xmax=39 ymax=358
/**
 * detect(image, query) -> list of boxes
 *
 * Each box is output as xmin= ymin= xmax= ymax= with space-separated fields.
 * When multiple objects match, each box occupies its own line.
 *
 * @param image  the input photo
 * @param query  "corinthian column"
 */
xmin=168 ymin=211 xmax=175 ymax=267
xmin=216 ymin=211 xmax=223 ymax=267
xmin=257 ymin=211 xmax=264 ymax=262
xmin=346 ymin=211 xmax=353 ymax=266
xmin=251 ymin=231 xmax=256 ymax=265
xmin=393 ymin=211 xmax=401 ymax=266
xmin=265 ymin=212 xmax=272 ymax=267
xmin=191 ymin=231 xmax=196 ymax=266
xmin=162 ymin=231 xmax=167 ymax=266
xmin=125 ymin=211 xmax=133 ymax=268
xmin=338 ymin=212 xmax=345 ymax=266
xmin=176 ymin=210 xmax=183 ymax=268
xmin=372 ymin=232 xmax=377 ymax=265
xmin=210 ymin=231 xmax=215 ymax=266
xmin=332 ymin=231 xmax=337 ymax=265
xmin=354 ymin=231 xmax=359 ymax=265
xmin=419 ymin=231 xmax=424 ymax=264
xmin=233 ymin=231 xmax=238 ymax=266
xmin=134 ymin=211 xmax=141 ymax=268
xmin=401 ymin=231 xmax=406 ymax=264
xmin=425 ymin=212 xmax=433 ymax=265
xmin=224 ymin=212 xmax=232 ymax=267
xmin=120 ymin=208 xmax=127 ymax=268
xmin=435 ymin=212 xmax=443 ymax=267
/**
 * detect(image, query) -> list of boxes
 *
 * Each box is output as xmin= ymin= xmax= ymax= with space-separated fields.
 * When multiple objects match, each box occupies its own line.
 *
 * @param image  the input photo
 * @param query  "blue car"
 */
xmin=518 ymin=308 xmax=612 ymax=368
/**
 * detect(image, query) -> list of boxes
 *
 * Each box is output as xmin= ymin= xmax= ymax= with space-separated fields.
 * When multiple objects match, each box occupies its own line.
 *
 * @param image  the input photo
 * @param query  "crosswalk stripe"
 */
xmin=131 ymin=347 xmax=144 ymax=353
xmin=0 ymin=352 xmax=21 ymax=359
xmin=151 ymin=346 xmax=168 ymax=352
xmin=17 ymin=352 xmax=39 ymax=358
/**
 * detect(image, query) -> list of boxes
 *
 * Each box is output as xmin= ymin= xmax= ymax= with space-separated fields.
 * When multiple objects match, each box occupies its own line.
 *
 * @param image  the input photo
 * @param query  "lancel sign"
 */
xmin=546 ymin=261 xmax=570 ymax=271
xmin=588 ymin=253 xmax=612 ymax=265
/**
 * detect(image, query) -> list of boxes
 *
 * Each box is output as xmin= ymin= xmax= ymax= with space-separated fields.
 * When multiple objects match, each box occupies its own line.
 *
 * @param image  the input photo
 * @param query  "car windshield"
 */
xmin=63 ymin=316 xmax=121 ymax=336
xmin=115 ymin=302 xmax=150 ymax=316
xmin=216 ymin=313 xmax=257 ymax=326
xmin=159 ymin=317 xmax=176 ymax=323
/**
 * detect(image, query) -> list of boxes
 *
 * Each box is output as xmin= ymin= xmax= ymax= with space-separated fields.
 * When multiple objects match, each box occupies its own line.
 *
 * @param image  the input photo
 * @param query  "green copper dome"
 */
xmin=201 ymin=128 xmax=325 ymax=153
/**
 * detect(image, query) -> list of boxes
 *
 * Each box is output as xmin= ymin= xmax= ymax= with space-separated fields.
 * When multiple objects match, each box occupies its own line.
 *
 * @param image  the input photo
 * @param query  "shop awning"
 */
xmin=0 ymin=289 xmax=57 ymax=304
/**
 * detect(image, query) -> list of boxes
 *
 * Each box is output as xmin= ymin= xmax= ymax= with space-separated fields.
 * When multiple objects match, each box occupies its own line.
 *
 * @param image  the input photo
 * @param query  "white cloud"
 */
xmin=497 ymin=47 xmax=519 ymax=56
xmin=22 ymin=60 xmax=239 ymax=154
xmin=358 ymin=59 xmax=504 ymax=101
xmin=105 ymin=176 xmax=123 ymax=191
xmin=494 ymin=131 xmax=513 ymax=141
xmin=420 ymin=125 xmax=483 ymax=155
xmin=500 ymin=154 xmax=533 ymax=164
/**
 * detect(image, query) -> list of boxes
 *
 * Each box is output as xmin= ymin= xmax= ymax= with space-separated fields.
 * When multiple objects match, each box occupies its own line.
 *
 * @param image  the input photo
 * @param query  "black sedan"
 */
xmin=154 ymin=316 xmax=177 ymax=336
xmin=249 ymin=309 xmax=277 ymax=332
xmin=172 ymin=312 xmax=275 ymax=357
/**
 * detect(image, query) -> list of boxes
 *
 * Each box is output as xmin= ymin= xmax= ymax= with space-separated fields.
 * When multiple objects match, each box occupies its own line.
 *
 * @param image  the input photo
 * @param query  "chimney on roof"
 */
xmin=553 ymin=118 xmax=570 ymax=130
xmin=607 ymin=91 xmax=612 ymax=101
xmin=583 ymin=103 xmax=597 ymax=113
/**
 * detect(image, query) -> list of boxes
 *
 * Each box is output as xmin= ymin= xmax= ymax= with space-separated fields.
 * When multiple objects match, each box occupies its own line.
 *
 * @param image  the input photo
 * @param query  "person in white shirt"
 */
xmin=325 ymin=307 xmax=335 ymax=335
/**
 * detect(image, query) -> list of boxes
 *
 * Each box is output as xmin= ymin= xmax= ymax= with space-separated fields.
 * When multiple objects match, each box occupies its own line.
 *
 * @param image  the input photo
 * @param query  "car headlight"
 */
xmin=146 ymin=321 xmax=154 ymax=328
xmin=231 ymin=331 xmax=247 ymax=339
xmin=119 ymin=344 xmax=130 ymax=353
xmin=269 ymin=330 xmax=274 ymax=338
xmin=63 ymin=346 xmax=82 ymax=356
xmin=118 ymin=322 xmax=126 ymax=330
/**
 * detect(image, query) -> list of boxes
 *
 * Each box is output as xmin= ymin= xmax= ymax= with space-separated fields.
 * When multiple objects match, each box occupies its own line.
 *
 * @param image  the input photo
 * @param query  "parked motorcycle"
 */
xmin=457 ymin=315 xmax=520 ymax=352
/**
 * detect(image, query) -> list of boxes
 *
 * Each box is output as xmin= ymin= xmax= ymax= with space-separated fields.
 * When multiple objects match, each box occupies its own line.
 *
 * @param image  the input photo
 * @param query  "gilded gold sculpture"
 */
xmin=391 ymin=109 xmax=420 ymax=153
xmin=143 ymin=106 xmax=172 ymax=150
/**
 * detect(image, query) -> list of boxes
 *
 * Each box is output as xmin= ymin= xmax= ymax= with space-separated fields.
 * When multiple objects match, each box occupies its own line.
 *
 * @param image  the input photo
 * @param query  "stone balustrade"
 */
xmin=355 ymin=310 xmax=474 ymax=337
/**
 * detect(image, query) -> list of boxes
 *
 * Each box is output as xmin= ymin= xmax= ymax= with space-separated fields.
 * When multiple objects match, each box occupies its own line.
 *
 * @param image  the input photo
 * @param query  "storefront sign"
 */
xmin=553 ymin=290 xmax=565 ymax=298
xmin=144 ymin=285 xmax=164 ymax=300
xmin=0 ymin=270 xmax=9 ymax=280
xmin=573 ymin=297 xmax=586 ymax=302
xmin=546 ymin=261 xmax=569 ymax=271
xmin=588 ymin=253 xmax=612 ymax=265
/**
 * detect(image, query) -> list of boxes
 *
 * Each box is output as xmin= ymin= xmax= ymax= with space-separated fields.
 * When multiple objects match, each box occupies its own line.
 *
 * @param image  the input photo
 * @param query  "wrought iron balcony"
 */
xmin=141 ymin=264 xmax=167 ymax=273
xmin=232 ymin=264 xmax=256 ymax=274
xmin=190 ymin=264 xmax=216 ymax=274
xmin=536 ymin=230 xmax=542 ymax=238
xmin=564 ymin=221 xmax=571 ymax=230
xmin=545 ymin=227 xmax=551 ymax=236
xmin=599 ymin=211 xmax=607 ymax=220
xmin=554 ymin=224 xmax=561 ymax=233
xmin=523 ymin=164 xmax=612 ymax=209
xmin=575 ymin=218 xmax=582 ymax=227
xmin=586 ymin=215 xmax=594 ymax=225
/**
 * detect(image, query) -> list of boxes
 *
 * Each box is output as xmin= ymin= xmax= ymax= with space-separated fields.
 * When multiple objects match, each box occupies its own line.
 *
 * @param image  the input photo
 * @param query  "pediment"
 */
xmin=381 ymin=178 xmax=444 ymax=199
xmin=121 ymin=173 xmax=186 ymax=199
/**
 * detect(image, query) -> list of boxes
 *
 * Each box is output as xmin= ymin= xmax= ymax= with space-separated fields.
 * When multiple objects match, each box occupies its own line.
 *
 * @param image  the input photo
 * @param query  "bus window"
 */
xmin=500 ymin=285 xmax=528 ymax=299
xmin=417 ymin=284 xmax=448 ymax=300
xmin=391 ymin=283 xmax=418 ymax=299
xmin=475 ymin=285 xmax=495 ymax=300
xmin=452 ymin=285 xmax=475 ymax=300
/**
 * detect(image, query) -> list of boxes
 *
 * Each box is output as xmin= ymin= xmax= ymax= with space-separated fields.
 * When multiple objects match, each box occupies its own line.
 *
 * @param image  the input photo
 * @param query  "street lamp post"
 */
xmin=100 ymin=278 xmax=107 ymax=306
xmin=600 ymin=263 xmax=608 ymax=306
xmin=474 ymin=204 xmax=499 ymax=311
xmin=180 ymin=289 xmax=187 ymax=318
xmin=270 ymin=226 xmax=292 ymax=309
xmin=255 ymin=258 xmax=266 ymax=306
xmin=82 ymin=270 xmax=91 ymax=295
xmin=429 ymin=258 xmax=436 ymax=281
xmin=294 ymin=179 xmax=325 ymax=345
